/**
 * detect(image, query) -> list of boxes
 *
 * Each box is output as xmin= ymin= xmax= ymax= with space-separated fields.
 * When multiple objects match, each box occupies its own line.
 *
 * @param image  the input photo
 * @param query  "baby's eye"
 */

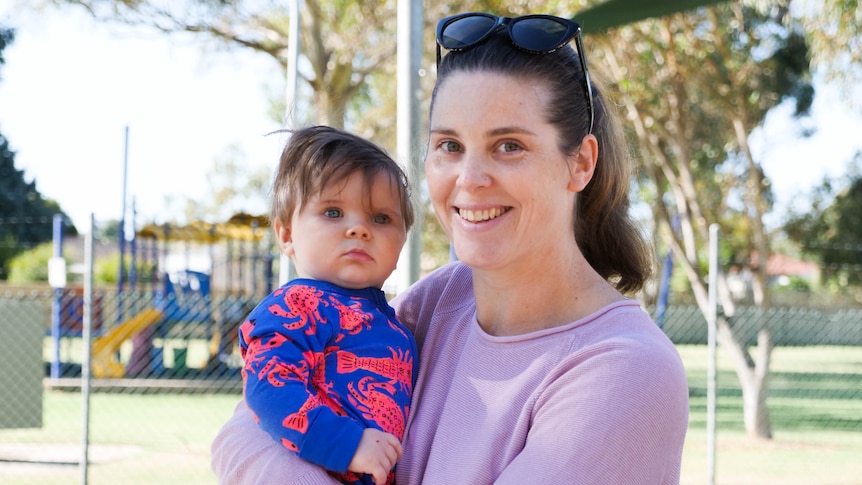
xmin=372 ymin=214 xmax=392 ymax=224
xmin=440 ymin=140 xmax=462 ymax=153
xmin=323 ymin=208 xmax=342 ymax=218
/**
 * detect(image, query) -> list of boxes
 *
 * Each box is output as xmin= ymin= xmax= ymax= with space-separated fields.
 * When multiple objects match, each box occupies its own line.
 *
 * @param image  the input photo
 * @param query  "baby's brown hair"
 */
xmin=269 ymin=126 xmax=415 ymax=232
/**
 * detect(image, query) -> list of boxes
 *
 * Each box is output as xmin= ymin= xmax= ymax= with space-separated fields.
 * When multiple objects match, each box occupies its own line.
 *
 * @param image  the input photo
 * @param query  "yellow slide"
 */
xmin=91 ymin=308 xmax=164 ymax=378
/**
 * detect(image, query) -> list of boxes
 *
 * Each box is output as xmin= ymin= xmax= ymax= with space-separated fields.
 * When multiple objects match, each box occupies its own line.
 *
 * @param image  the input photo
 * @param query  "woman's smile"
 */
xmin=456 ymin=206 xmax=512 ymax=223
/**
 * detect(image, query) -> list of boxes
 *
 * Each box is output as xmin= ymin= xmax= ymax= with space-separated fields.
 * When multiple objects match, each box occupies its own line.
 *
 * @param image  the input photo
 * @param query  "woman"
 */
xmin=212 ymin=12 xmax=689 ymax=485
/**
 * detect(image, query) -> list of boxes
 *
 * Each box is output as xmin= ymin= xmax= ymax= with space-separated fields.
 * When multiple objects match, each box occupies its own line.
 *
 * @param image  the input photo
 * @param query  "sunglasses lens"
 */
xmin=441 ymin=15 xmax=498 ymax=49
xmin=511 ymin=18 xmax=570 ymax=51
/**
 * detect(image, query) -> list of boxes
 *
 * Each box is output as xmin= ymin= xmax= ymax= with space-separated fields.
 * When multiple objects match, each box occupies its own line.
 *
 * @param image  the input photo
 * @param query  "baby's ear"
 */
xmin=567 ymin=134 xmax=598 ymax=193
xmin=273 ymin=219 xmax=294 ymax=257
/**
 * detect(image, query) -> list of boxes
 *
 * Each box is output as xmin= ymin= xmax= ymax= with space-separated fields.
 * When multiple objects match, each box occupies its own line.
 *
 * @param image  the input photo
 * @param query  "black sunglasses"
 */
xmin=436 ymin=12 xmax=594 ymax=134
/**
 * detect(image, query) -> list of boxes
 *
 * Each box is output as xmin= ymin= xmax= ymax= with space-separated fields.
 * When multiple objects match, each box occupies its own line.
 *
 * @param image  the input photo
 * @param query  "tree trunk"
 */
xmin=731 ymin=116 xmax=774 ymax=439
xmin=717 ymin=316 xmax=773 ymax=439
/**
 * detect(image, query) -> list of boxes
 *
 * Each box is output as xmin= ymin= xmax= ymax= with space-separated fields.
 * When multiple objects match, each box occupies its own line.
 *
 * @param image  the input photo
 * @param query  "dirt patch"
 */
xmin=0 ymin=442 xmax=142 ymax=474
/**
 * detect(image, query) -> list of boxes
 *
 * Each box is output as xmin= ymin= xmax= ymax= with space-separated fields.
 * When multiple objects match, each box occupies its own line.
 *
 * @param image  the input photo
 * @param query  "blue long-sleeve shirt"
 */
xmin=239 ymin=279 xmax=417 ymax=485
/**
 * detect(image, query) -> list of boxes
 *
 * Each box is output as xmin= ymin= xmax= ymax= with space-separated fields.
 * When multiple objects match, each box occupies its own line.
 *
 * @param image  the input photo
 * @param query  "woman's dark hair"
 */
xmin=269 ymin=125 xmax=415 ymax=232
xmin=432 ymin=32 xmax=653 ymax=294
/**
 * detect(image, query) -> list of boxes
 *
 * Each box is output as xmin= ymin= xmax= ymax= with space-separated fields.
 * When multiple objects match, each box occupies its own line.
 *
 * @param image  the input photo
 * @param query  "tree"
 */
xmin=785 ymin=155 xmax=862 ymax=298
xmin=789 ymin=0 xmax=862 ymax=95
xmin=0 ymin=26 xmax=77 ymax=280
xmin=0 ymin=134 xmax=78 ymax=280
xmin=54 ymin=0 xmax=402 ymax=133
xmin=591 ymin=1 xmax=814 ymax=438
xmin=169 ymin=143 xmax=271 ymax=224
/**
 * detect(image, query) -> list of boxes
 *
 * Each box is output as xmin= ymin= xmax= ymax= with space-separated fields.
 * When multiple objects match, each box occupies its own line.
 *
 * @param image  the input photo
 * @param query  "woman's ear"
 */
xmin=568 ymin=134 xmax=598 ymax=193
xmin=273 ymin=218 xmax=294 ymax=257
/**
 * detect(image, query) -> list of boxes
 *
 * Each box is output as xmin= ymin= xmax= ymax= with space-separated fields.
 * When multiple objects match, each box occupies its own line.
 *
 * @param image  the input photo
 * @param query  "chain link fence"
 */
xmin=1 ymin=252 xmax=861 ymax=484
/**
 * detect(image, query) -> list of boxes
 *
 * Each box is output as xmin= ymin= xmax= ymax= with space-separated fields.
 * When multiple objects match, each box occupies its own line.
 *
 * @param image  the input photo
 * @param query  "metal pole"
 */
xmin=279 ymin=0 xmax=302 ymax=286
xmin=395 ymin=0 xmax=423 ymax=292
xmin=707 ymin=223 xmax=719 ymax=485
xmin=51 ymin=214 xmax=64 ymax=379
xmin=80 ymin=213 xmax=95 ymax=485
xmin=130 ymin=198 xmax=137 ymax=292
xmin=118 ymin=126 xmax=129 ymax=322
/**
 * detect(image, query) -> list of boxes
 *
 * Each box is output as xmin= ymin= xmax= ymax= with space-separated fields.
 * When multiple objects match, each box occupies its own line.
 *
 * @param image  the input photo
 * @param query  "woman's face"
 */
xmin=425 ymin=71 xmax=592 ymax=271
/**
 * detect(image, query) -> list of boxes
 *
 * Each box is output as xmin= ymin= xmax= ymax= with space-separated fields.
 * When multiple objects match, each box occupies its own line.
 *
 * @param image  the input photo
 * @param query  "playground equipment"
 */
xmin=52 ymin=213 xmax=276 ymax=379
xmin=90 ymin=270 xmax=212 ymax=378
xmin=91 ymin=307 xmax=163 ymax=378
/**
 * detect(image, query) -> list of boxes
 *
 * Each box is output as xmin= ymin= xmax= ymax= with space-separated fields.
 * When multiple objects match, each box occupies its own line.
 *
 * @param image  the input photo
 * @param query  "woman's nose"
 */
xmin=456 ymin=154 xmax=492 ymax=191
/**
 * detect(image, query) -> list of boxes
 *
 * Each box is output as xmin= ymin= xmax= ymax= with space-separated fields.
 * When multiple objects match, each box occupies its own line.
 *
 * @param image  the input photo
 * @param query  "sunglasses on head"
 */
xmin=436 ymin=12 xmax=595 ymax=134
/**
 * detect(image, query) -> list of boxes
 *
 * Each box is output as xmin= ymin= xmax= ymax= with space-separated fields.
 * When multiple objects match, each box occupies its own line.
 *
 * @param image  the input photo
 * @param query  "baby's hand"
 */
xmin=348 ymin=428 xmax=403 ymax=485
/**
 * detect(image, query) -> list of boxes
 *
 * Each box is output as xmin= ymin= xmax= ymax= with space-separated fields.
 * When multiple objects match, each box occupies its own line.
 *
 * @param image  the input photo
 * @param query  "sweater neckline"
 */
xmin=471 ymin=299 xmax=642 ymax=343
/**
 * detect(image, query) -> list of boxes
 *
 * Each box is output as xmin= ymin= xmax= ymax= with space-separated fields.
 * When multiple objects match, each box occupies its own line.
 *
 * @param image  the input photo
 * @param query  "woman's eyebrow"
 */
xmin=429 ymin=126 xmax=457 ymax=136
xmin=486 ymin=126 xmax=536 ymax=137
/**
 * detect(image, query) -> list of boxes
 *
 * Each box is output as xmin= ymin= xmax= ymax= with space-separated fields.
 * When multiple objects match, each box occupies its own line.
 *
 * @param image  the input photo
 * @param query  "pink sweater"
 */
xmin=212 ymin=262 xmax=689 ymax=484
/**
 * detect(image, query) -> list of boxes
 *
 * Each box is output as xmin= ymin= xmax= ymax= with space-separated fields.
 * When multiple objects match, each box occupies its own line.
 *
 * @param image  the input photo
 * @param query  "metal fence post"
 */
xmin=707 ymin=223 xmax=719 ymax=485
xmin=80 ymin=213 xmax=95 ymax=484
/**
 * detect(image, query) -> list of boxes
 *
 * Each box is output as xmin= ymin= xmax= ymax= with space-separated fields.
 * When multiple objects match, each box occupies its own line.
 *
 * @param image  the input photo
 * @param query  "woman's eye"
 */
xmin=440 ymin=140 xmax=462 ymax=153
xmin=323 ymin=208 xmax=342 ymax=218
xmin=500 ymin=141 xmax=522 ymax=152
xmin=372 ymin=214 xmax=392 ymax=224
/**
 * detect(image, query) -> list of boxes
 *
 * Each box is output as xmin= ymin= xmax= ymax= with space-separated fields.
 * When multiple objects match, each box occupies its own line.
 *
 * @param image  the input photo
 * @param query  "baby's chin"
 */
xmin=332 ymin=275 xmax=386 ymax=290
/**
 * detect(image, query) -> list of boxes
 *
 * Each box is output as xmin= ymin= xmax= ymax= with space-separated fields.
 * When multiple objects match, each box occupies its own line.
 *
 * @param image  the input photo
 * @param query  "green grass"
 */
xmin=0 ymin=392 xmax=241 ymax=485
xmin=679 ymin=344 xmax=862 ymax=485
xmin=1 ymin=345 xmax=861 ymax=484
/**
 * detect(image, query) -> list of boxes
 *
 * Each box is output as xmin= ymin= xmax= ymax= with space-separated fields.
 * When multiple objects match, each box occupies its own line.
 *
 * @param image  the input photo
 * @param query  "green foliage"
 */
xmin=593 ymin=1 xmax=817 ymax=310
xmin=420 ymin=202 xmax=451 ymax=274
xmin=6 ymin=239 xmax=155 ymax=286
xmin=6 ymin=241 xmax=53 ymax=282
xmin=784 ymin=157 xmax=862 ymax=288
xmin=769 ymin=29 xmax=814 ymax=116
xmin=94 ymin=254 xmax=157 ymax=285
xmin=0 ymin=26 xmax=77 ymax=280
xmin=778 ymin=274 xmax=812 ymax=291
xmin=0 ymin=26 xmax=13 ymax=65
xmin=793 ymin=0 xmax=862 ymax=88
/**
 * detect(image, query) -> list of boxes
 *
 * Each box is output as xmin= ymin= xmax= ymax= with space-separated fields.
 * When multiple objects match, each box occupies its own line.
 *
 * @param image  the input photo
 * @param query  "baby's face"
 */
xmin=284 ymin=170 xmax=408 ymax=289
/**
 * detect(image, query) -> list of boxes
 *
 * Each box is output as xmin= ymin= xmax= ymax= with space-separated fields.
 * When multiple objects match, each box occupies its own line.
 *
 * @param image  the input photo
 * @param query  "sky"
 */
xmin=0 ymin=6 xmax=285 ymax=230
xmin=2 ymin=5 xmax=862 ymax=233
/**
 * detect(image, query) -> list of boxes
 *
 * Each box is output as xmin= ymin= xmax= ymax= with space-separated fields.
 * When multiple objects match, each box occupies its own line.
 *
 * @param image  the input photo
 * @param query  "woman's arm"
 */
xmin=211 ymin=264 xmax=470 ymax=485
xmin=211 ymin=399 xmax=341 ymax=485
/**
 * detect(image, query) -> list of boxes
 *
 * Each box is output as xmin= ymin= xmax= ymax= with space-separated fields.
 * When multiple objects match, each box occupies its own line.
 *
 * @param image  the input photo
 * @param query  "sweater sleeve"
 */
xmin=211 ymin=399 xmax=342 ymax=485
xmin=494 ymin=338 xmax=689 ymax=484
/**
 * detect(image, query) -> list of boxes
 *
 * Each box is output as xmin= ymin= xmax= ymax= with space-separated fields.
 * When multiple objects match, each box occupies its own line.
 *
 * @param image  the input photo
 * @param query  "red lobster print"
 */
xmin=256 ymin=350 xmax=321 ymax=387
xmin=283 ymin=350 xmax=346 ymax=433
xmin=309 ymin=348 xmax=347 ymax=418
xmin=328 ymin=296 xmax=373 ymax=340
xmin=239 ymin=324 xmax=304 ymax=384
xmin=269 ymin=285 xmax=328 ymax=335
xmin=347 ymin=377 xmax=407 ymax=438
xmin=281 ymin=437 xmax=299 ymax=452
xmin=240 ymin=319 xmax=314 ymax=386
xmin=283 ymin=392 xmax=327 ymax=433
xmin=333 ymin=470 xmax=396 ymax=485
xmin=337 ymin=347 xmax=413 ymax=393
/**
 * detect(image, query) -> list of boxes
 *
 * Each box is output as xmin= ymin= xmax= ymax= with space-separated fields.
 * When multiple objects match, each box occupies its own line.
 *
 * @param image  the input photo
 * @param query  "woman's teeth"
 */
xmin=458 ymin=207 xmax=507 ymax=222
